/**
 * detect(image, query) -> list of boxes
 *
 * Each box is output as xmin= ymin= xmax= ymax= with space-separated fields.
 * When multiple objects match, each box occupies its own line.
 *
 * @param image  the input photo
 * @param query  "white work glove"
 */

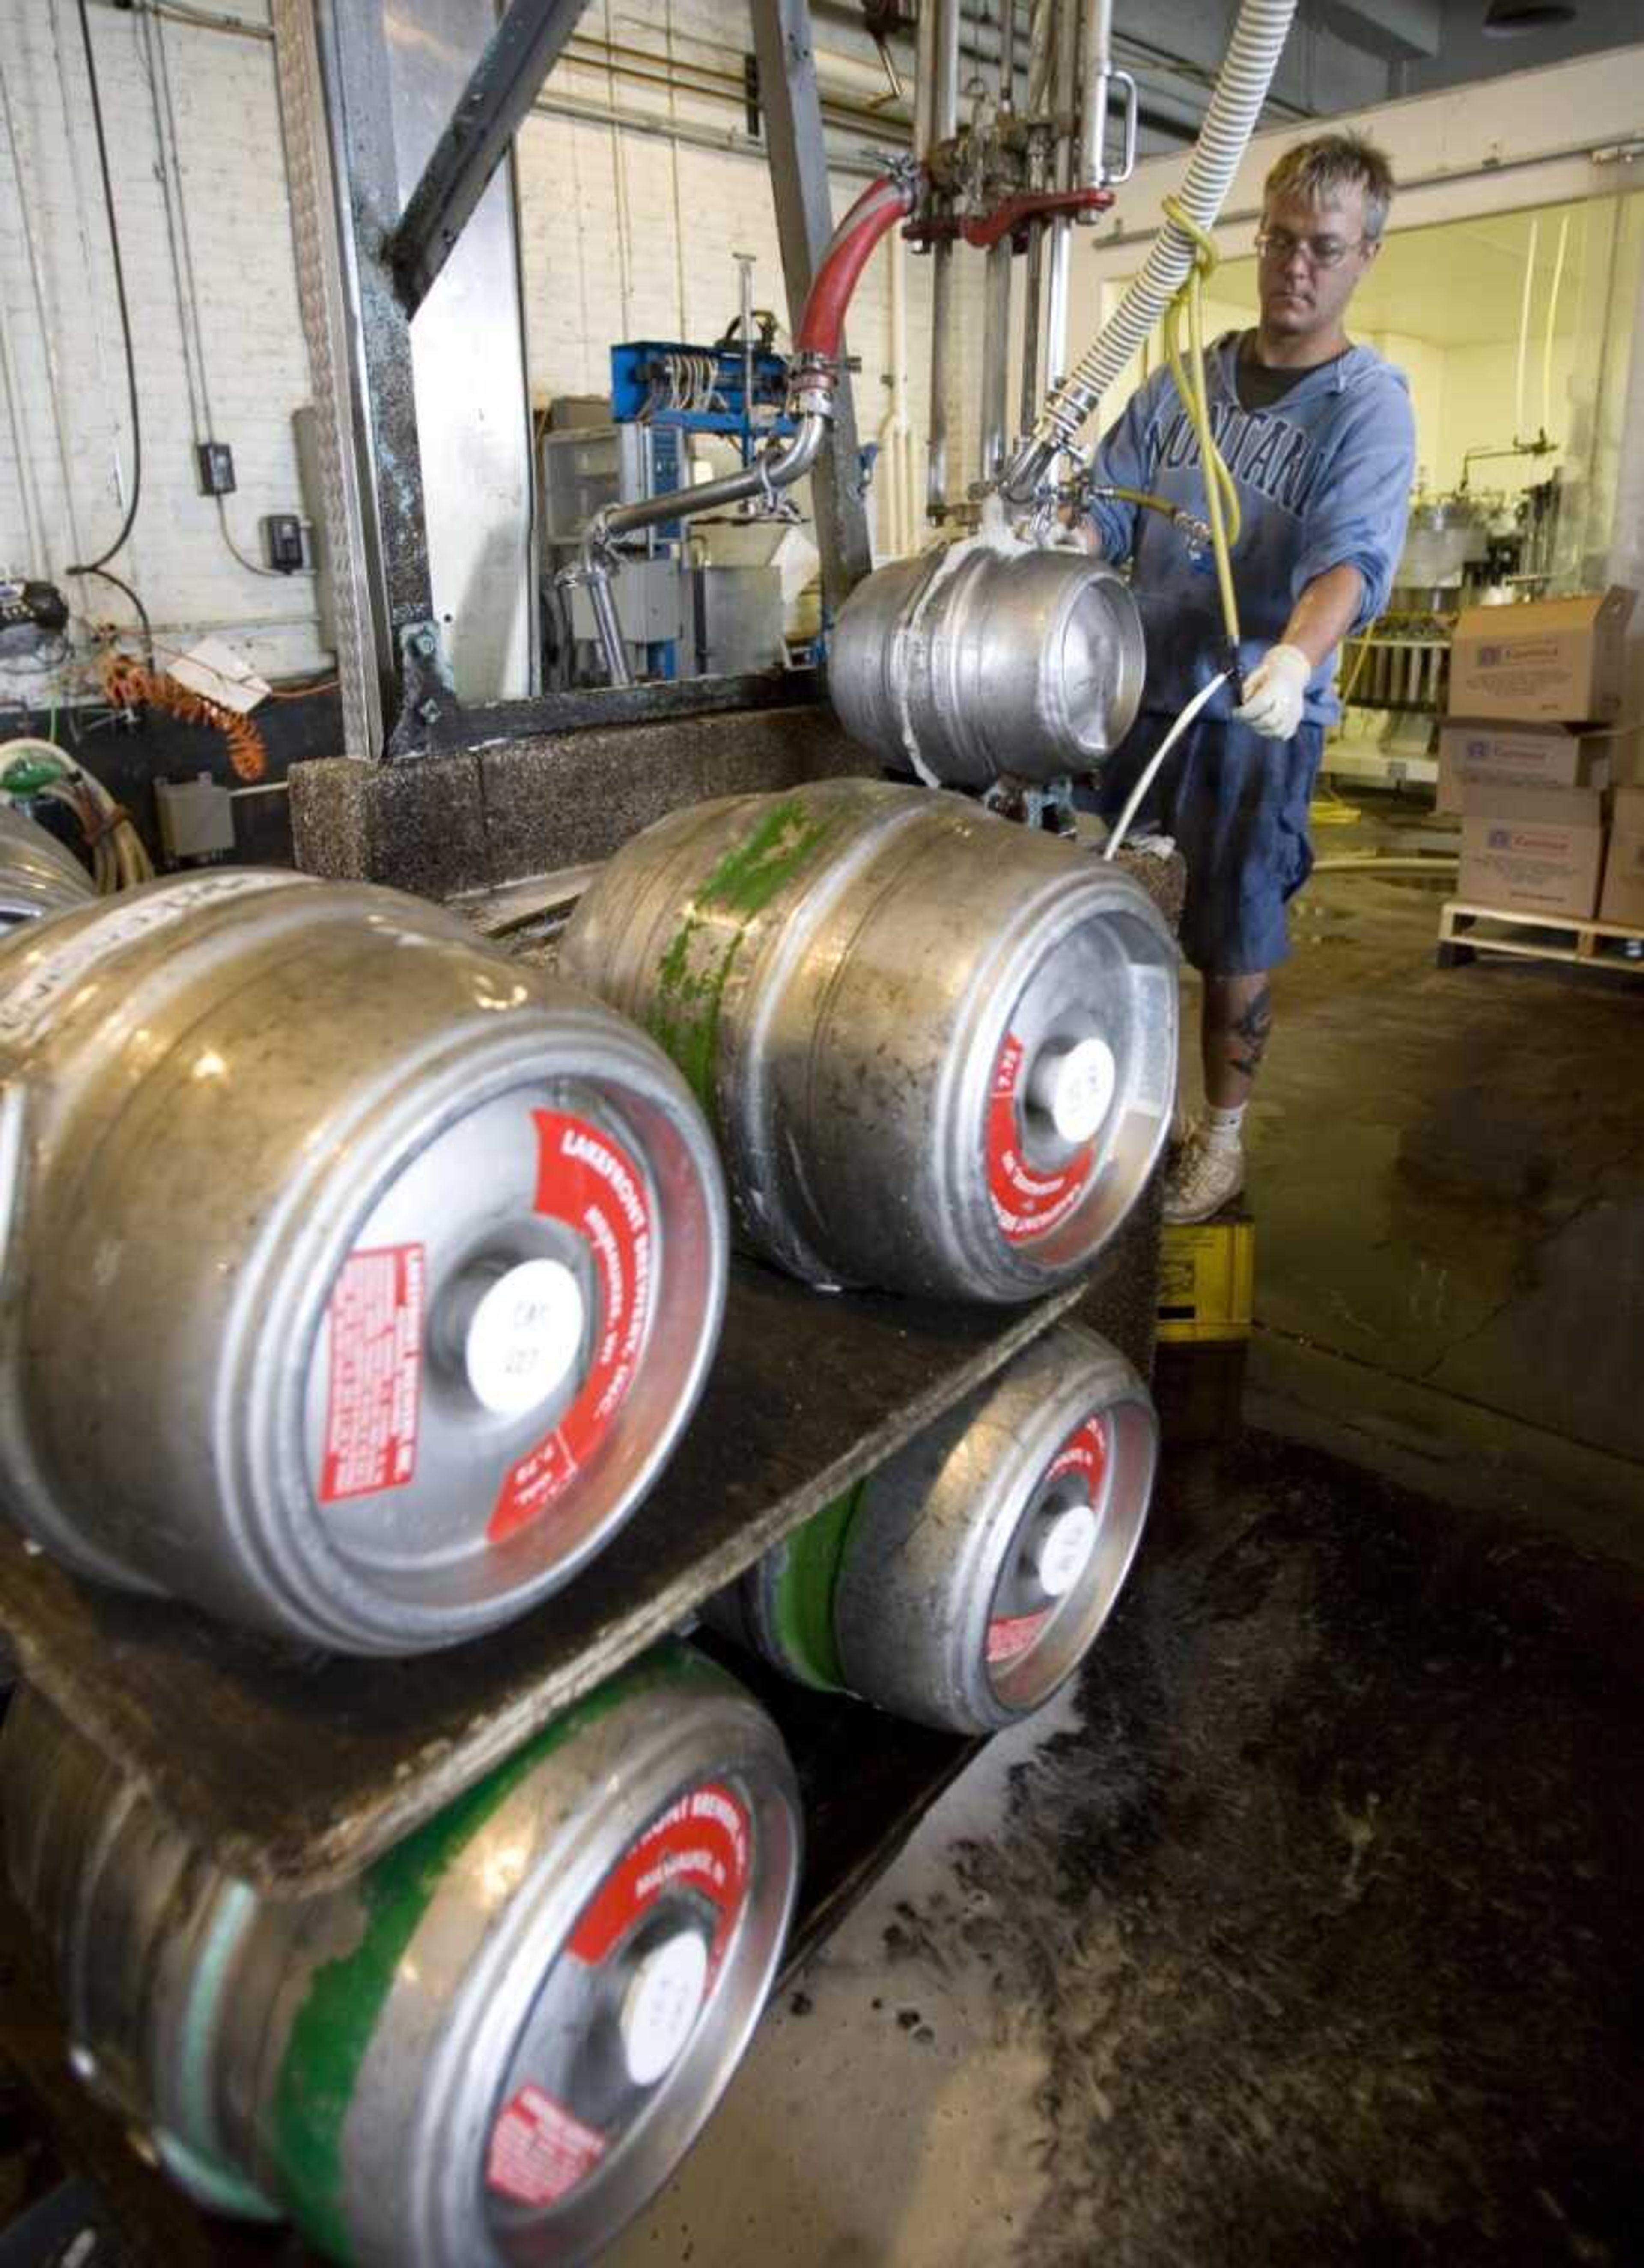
xmin=1234 ymin=642 xmax=1311 ymax=740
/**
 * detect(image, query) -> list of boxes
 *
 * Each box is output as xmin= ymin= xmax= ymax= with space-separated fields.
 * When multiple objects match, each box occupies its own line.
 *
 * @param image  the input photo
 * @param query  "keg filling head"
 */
xmin=1025 ymin=1036 xmax=1117 ymax=1147
xmin=456 ymin=1258 xmax=588 ymax=1418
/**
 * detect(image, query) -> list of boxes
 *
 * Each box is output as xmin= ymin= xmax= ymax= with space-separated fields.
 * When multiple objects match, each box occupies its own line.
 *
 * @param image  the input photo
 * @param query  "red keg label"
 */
xmin=318 ymin=1244 xmax=425 ymax=1503
xmin=482 ymin=1784 xmax=751 ymax=2213
xmin=985 ymin=1031 xmax=1096 ymax=1245
xmin=985 ymin=1412 xmax=1109 ymax=1669
xmin=1047 ymin=1413 xmax=1109 ymax=1493
xmin=489 ymin=1111 xmax=655 ymax=1543
xmin=568 ymin=1781 xmax=751 ymax=1969
xmin=986 ymin=1610 xmax=1053 ymax=1666
xmin=486 ymin=2084 xmax=607 ymax=2209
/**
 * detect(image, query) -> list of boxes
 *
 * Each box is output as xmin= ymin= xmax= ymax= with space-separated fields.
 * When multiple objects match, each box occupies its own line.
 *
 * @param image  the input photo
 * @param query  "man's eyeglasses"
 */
xmin=1255 ymin=227 xmax=1369 ymax=270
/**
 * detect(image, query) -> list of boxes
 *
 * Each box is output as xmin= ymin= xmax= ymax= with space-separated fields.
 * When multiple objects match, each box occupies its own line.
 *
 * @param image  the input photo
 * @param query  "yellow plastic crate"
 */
xmin=1157 ymin=1216 xmax=1255 ymax=1344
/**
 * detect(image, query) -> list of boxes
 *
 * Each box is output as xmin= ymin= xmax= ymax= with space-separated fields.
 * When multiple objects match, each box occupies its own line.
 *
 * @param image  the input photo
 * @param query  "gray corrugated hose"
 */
xmin=1003 ymin=0 xmax=1299 ymax=503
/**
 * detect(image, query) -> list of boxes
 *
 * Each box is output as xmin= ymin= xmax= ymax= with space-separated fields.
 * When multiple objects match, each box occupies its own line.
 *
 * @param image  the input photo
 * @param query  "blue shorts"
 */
xmin=1097 ymin=709 xmax=1324 ymax=975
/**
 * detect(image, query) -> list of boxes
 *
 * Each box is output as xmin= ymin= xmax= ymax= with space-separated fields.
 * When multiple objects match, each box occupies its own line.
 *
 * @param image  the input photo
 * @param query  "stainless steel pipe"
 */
xmin=1045 ymin=0 xmax=1081 ymax=385
xmin=913 ymin=0 xmax=937 ymax=152
xmin=980 ymin=238 xmax=1014 ymax=480
xmin=0 ymin=872 xmax=728 ymax=1652
xmin=933 ymin=0 xmax=962 ymax=142
xmin=1019 ymin=217 xmax=1047 ymax=433
xmin=927 ymin=239 xmax=953 ymax=516
xmin=561 ymin=779 xmax=1177 ymax=1303
xmin=573 ymin=412 xmax=828 ymax=686
xmin=3 ymin=1647 xmax=801 ymax=2266
xmin=1078 ymin=0 xmax=1114 ymax=188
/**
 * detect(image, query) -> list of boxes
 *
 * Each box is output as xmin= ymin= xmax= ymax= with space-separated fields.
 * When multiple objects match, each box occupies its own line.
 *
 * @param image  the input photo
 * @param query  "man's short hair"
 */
xmin=1264 ymin=133 xmax=1396 ymax=241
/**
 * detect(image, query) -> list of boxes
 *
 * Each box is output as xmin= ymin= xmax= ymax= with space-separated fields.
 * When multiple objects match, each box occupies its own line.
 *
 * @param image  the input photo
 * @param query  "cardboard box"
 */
xmin=1436 ymin=720 xmax=1612 ymax=815
xmin=1599 ymin=785 xmax=1644 ymax=930
xmin=1457 ymin=782 xmax=1605 ymax=920
xmin=1447 ymin=587 xmax=1635 ymax=724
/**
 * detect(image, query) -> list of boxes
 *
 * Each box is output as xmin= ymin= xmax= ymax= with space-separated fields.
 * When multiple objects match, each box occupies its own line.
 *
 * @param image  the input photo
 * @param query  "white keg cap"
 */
xmin=1030 ymin=1503 xmax=1099 ymax=1599
xmin=1026 ymin=1037 xmax=1116 ymax=1146
xmin=463 ymin=1259 xmax=585 ymax=1418
xmin=619 ymin=1930 xmax=710 ymax=2088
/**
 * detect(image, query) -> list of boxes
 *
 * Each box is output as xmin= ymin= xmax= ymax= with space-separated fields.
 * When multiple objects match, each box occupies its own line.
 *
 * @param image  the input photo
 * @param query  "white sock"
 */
xmin=1202 ymin=1102 xmax=1246 ymax=1153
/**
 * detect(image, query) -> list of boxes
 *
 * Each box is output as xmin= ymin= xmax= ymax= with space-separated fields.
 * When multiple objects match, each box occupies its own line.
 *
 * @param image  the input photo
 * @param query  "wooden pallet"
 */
xmin=1437 ymin=899 xmax=1644 ymax=975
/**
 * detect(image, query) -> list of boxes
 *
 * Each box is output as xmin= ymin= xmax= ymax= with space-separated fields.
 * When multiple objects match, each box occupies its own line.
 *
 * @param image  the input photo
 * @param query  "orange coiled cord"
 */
xmin=99 ymin=652 xmax=268 ymax=784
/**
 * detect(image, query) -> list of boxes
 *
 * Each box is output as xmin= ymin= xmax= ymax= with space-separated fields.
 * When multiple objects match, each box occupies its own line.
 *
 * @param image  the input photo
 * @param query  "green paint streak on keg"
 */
xmin=765 ymin=1480 xmax=866 ymax=1690
xmin=269 ymin=1643 xmax=718 ymax=2263
xmin=649 ymin=797 xmax=836 ymax=1114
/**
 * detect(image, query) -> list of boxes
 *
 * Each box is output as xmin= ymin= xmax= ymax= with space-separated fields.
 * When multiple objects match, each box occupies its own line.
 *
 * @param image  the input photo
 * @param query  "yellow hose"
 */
xmin=1159 ymin=194 xmax=1241 ymax=651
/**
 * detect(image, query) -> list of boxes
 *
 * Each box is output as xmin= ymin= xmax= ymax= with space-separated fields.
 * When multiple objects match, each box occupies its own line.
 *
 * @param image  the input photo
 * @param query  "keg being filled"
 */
xmin=561 ymin=778 xmax=1176 ymax=1302
xmin=0 ymin=870 xmax=727 ymax=1653
xmin=2 ymin=1645 xmax=800 ymax=2268
xmin=0 ymin=801 xmax=95 ymax=926
xmin=827 ymin=540 xmax=1146 ymax=790
xmin=708 ymin=1324 xmax=1156 ymax=1732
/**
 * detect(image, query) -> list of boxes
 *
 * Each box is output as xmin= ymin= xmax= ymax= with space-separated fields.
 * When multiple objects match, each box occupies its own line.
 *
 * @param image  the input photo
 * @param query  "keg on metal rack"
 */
xmin=0 ymin=870 xmax=727 ymax=1652
xmin=707 ymin=1325 xmax=1156 ymax=1733
xmin=0 ymin=802 xmax=95 ymax=925
xmin=2 ymin=1645 xmax=801 ymax=2268
xmin=561 ymin=778 xmax=1177 ymax=1302
xmin=826 ymin=543 xmax=1145 ymax=788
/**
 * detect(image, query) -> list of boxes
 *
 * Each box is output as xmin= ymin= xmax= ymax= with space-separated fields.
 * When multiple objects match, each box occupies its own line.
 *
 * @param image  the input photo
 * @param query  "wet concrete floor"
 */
xmin=614 ymin=794 xmax=1644 ymax=2267
xmin=1247 ymin=797 xmax=1644 ymax=1471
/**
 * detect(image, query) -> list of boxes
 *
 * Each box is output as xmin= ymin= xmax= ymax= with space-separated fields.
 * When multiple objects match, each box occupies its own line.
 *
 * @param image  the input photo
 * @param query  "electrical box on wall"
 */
xmin=156 ymin=772 xmax=235 ymax=865
xmin=195 ymin=441 xmax=237 ymax=497
xmin=261 ymin=515 xmax=307 ymax=573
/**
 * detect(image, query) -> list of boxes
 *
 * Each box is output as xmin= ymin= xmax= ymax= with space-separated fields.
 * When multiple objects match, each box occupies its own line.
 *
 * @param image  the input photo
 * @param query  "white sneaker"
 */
xmin=1162 ymin=1121 xmax=1245 ymax=1224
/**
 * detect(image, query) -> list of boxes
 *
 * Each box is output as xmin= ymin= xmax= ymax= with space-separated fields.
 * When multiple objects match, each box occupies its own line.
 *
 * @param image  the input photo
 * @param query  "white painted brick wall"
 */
xmin=0 ymin=0 xmax=325 ymax=699
xmin=0 ymin=0 xmax=995 ymax=708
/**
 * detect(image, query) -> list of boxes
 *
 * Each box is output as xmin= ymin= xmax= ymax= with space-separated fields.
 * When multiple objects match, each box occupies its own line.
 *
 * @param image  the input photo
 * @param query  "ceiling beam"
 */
xmin=1312 ymin=0 xmax=1442 ymax=62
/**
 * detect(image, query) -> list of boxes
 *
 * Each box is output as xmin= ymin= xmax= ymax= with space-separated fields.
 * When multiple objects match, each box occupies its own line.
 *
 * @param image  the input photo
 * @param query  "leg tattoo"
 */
xmin=1227 ymin=983 xmax=1273 ymax=1083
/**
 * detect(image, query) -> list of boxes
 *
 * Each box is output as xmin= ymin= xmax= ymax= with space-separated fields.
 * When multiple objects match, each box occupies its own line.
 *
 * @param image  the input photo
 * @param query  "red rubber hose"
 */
xmin=794 ymin=173 xmax=921 ymax=361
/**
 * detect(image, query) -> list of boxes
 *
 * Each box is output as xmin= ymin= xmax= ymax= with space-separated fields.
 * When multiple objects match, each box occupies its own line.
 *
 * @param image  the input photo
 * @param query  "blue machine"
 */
xmin=543 ymin=309 xmax=801 ymax=688
xmin=609 ymin=339 xmax=795 ymax=468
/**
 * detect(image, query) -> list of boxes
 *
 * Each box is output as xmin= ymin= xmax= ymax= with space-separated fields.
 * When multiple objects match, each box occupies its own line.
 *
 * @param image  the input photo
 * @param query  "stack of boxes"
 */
xmin=1440 ymin=587 xmax=1640 ymax=929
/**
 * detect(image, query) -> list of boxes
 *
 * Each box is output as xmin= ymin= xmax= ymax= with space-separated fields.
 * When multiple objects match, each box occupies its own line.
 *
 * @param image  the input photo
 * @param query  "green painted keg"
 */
xmin=2 ymin=1645 xmax=799 ymax=2265
xmin=709 ymin=1324 xmax=1157 ymax=1732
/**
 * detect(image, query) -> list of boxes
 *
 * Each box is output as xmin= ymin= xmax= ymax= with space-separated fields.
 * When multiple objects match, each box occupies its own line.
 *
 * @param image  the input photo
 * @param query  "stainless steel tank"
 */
xmin=560 ymin=778 xmax=1177 ymax=1303
xmin=1391 ymin=493 xmax=1489 ymax=613
xmin=709 ymin=1324 xmax=1157 ymax=1732
xmin=0 ymin=802 xmax=95 ymax=924
xmin=0 ymin=870 xmax=727 ymax=1652
xmin=827 ymin=542 xmax=1145 ymax=787
xmin=2 ymin=1645 xmax=801 ymax=2267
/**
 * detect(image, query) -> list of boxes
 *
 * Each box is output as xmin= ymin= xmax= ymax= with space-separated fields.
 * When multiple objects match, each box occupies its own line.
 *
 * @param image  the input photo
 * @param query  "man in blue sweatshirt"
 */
xmin=1084 ymin=132 xmax=1415 ymax=1222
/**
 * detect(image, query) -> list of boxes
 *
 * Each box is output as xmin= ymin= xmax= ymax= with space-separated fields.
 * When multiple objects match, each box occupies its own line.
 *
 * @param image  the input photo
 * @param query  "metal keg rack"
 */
xmin=0 ymin=1213 xmax=1158 ymax=2267
xmin=0 ymin=826 xmax=1173 ymax=2264
xmin=0 ymin=1259 xmax=1100 ymax=1900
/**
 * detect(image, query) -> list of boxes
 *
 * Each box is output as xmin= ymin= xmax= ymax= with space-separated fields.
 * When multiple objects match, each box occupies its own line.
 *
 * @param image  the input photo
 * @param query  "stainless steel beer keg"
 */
xmin=2 ymin=1647 xmax=800 ymax=2267
xmin=0 ymin=871 xmax=727 ymax=1651
xmin=827 ymin=542 xmax=1145 ymax=788
xmin=709 ymin=1324 xmax=1157 ymax=1732
xmin=561 ymin=778 xmax=1176 ymax=1302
